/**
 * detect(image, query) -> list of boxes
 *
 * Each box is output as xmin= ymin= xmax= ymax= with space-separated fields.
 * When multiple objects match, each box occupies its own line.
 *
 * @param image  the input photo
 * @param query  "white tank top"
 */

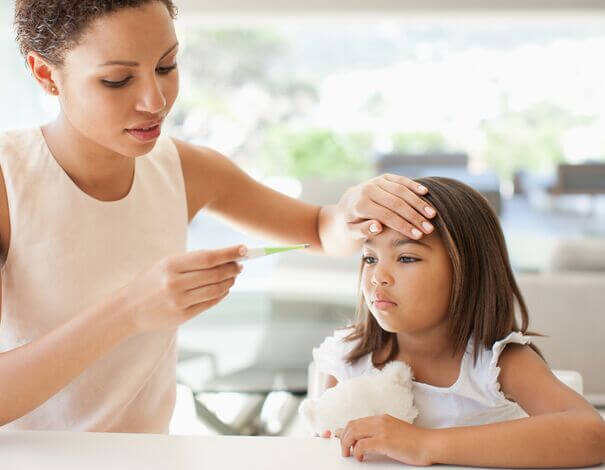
xmin=313 ymin=329 xmax=530 ymax=428
xmin=0 ymin=127 xmax=188 ymax=432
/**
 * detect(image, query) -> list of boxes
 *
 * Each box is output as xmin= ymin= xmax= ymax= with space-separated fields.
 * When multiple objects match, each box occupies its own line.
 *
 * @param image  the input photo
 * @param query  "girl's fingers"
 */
xmin=377 ymin=179 xmax=436 ymax=221
xmin=382 ymin=173 xmax=429 ymax=196
xmin=339 ymin=421 xmax=375 ymax=457
xmin=352 ymin=437 xmax=381 ymax=462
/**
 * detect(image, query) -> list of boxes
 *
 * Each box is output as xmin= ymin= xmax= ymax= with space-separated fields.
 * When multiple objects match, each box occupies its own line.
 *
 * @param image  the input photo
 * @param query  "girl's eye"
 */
xmin=102 ymin=77 xmax=132 ymax=88
xmin=362 ymin=256 xmax=377 ymax=265
xmin=399 ymin=256 xmax=418 ymax=263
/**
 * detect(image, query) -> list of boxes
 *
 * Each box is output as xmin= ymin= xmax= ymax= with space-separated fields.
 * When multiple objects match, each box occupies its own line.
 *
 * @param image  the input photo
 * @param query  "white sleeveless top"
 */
xmin=0 ymin=128 xmax=188 ymax=432
xmin=313 ymin=329 xmax=530 ymax=428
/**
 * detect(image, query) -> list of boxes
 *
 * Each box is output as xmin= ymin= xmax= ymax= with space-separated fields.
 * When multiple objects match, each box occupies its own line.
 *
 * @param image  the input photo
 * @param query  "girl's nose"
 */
xmin=371 ymin=267 xmax=393 ymax=286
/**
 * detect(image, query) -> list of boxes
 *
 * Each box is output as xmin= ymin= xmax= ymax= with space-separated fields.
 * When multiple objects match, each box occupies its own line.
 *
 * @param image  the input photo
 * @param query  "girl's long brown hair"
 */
xmin=345 ymin=176 xmax=542 ymax=367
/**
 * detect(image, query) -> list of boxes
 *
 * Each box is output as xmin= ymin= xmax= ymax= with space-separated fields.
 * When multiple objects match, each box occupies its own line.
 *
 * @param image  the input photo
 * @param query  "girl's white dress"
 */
xmin=313 ymin=329 xmax=530 ymax=428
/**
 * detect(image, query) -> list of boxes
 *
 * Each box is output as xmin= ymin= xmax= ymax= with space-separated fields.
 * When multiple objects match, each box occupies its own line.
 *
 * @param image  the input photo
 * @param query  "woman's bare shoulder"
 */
xmin=171 ymin=137 xmax=251 ymax=220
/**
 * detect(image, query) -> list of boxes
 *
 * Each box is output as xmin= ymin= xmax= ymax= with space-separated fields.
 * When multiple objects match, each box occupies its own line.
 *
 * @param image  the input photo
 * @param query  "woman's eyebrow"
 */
xmin=98 ymin=42 xmax=179 ymax=67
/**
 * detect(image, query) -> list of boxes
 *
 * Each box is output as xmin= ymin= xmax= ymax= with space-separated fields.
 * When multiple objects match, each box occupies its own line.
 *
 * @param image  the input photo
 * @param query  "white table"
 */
xmin=2 ymin=431 xmax=604 ymax=470
xmin=0 ymin=431 xmax=387 ymax=469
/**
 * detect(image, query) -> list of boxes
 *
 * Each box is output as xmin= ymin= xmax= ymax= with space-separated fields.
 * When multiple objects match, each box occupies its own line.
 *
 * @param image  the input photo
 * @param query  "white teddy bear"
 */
xmin=299 ymin=361 xmax=418 ymax=435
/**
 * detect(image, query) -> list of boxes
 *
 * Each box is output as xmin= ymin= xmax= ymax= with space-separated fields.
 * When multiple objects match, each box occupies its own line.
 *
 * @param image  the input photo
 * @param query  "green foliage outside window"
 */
xmin=170 ymin=27 xmax=605 ymax=184
xmin=261 ymin=127 xmax=374 ymax=179
xmin=480 ymin=102 xmax=594 ymax=180
xmin=391 ymin=131 xmax=448 ymax=154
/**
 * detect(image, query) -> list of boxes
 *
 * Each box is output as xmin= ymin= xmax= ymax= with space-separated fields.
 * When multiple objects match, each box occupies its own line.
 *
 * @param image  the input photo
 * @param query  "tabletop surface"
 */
xmin=2 ymin=431 xmax=604 ymax=470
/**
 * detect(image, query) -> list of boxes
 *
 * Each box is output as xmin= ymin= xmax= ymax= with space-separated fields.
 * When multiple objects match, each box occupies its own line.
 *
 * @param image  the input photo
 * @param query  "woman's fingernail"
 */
xmin=238 ymin=246 xmax=248 ymax=256
xmin=422 ymin=221 xmax=434 ymax=232
xmin=425 ymin=206 xmax=436 ymax=217
xmin=411 ymin=228 xmax=422 ymax=239
xmin=417 ymin=185 xmax=427 ymax=193
xmin=369 ymin=223 xmax=379 ymax=233
xmin=237 ymin=263 xmax=244 ymax=272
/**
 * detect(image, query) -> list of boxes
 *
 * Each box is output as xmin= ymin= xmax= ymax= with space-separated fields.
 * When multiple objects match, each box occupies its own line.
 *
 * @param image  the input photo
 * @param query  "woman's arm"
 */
xmin=0 ymin=283 xmax=133 ymax=426
xmin=0 ymin=240 xmax=244 ymax=426
xmin=336 ymin=345 xmax=605 ymax=467
xmin=175 ymin=139 xmax=435 ymax=255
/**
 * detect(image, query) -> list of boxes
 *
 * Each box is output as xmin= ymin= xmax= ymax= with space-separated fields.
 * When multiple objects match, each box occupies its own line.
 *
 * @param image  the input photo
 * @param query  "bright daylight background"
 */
xmin=1 ymin=1 xmax=604 ymax=436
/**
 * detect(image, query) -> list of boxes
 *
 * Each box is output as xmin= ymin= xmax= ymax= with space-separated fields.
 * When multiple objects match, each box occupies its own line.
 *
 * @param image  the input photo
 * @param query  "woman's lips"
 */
xmin=125 ymin=121 xmax=163 ymax=142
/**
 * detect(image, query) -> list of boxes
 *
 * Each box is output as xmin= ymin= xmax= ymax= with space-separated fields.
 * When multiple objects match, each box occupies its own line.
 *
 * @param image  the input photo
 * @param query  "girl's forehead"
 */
xmin=364 ymin=228 xmax=439 ymax=250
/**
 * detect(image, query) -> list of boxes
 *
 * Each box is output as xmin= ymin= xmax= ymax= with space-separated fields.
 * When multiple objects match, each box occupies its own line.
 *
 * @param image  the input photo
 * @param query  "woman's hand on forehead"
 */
xmin=336 ymin=174 xmax=437 ymax=241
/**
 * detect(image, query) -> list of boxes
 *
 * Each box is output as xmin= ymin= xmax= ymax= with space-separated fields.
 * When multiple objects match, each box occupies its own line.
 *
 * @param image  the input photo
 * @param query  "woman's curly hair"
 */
xmin=14 ymin=0 xmax=178 ymax=66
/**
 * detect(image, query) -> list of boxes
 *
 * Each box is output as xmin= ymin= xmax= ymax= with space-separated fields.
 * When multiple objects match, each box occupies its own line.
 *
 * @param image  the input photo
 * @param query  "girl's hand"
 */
xmin=336 ymin=174 xmax=436 ymax=240
xmin=118 ymin=245 xmax=246 ymax=334
xmin=335 ymin=414 xmax=434 ymax=466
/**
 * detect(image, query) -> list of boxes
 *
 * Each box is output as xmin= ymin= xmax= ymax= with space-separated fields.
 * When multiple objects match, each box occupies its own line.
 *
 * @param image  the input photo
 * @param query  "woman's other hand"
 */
xmin=336 ymin=174 xmax=436 ymax=240
xmin=118 ymin=245 xmax=246 ymax=334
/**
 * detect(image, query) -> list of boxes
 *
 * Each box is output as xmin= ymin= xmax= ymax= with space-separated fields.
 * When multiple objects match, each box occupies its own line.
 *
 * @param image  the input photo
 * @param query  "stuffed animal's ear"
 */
xmin=381 ymin=360 xmax=415 ymax=385
xmin=298 ymin=398 xmax=316 ymax=429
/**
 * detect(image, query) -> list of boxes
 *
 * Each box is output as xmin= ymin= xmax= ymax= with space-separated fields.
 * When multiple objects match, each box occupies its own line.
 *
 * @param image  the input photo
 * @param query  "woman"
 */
xmin=0 ymin=0 xmax=435 ymax=432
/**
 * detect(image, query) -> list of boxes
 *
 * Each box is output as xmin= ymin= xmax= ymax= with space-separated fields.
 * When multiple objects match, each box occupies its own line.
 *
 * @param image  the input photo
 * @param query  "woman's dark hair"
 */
xmin=14 ymin=0 xmax=178 ymax=66
xmin=345 ymin=176 xmax=542 ymax=367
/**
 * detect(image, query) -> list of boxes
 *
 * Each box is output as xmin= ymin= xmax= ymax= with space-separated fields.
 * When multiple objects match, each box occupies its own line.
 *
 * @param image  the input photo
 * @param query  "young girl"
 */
xmin=313 ymin=177 xmax=605 ymax=467
xmin=0 ymin=1 xmax=435 ymax=432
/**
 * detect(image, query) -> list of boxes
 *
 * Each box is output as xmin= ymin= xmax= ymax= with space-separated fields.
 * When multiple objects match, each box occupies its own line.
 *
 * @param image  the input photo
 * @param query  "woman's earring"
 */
xmin=51 ymin=86 xmax=57 ymax=94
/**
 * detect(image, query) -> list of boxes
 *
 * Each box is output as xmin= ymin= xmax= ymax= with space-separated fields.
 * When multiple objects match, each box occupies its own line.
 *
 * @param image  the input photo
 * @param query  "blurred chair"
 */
xmin=549 ymin=238 xmax=605 ymax=272
xmin=549 ymin=163 xmax=605 ymax=195
xmin=517 ymin=272 xmax=605 ymax=406
xmin=375 ymin=152 xmax=468 ymax=176
xmin=513 ymin=169 xmax=556 ymax=197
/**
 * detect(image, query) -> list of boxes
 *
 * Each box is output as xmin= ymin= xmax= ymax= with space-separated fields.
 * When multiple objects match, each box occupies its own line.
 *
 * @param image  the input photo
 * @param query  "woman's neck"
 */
xmin=42 ymin=115 xmax=135 ymax=201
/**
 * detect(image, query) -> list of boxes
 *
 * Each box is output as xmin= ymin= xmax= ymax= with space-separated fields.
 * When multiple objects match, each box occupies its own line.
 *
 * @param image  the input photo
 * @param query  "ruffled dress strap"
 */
xmin=485 ymin=331 xmax=532 ymax=404
xmin=312 ymin=328 xmax=361 ymax=382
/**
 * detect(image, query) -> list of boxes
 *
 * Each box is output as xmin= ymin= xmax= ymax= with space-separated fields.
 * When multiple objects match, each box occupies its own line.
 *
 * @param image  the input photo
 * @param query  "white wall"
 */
xmin=176 ymin=0 xmax=605 ymax=13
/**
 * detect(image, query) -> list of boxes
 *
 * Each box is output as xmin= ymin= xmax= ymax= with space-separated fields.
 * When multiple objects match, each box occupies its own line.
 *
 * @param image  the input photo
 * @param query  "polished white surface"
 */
xmin=0 ymin=431 xmax=402 ymax=469
xmin=3 ymin=431 xmax=604 ymax=470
